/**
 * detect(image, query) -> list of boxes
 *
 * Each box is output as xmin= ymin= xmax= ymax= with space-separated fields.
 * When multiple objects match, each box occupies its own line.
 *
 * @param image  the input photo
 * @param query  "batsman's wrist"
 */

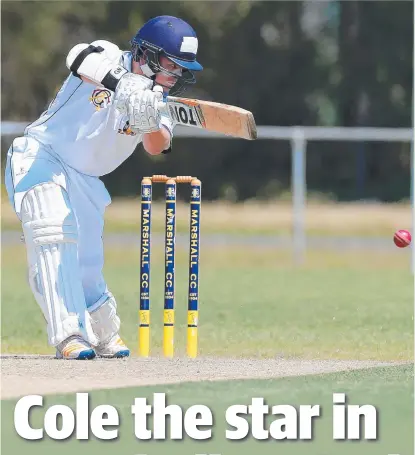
xmin=101 ymin=65 xmax=128 ymax=91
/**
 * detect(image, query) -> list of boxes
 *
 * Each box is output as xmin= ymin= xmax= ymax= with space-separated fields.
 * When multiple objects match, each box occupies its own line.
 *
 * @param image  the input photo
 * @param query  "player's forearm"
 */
xmin=142 ymin=127 xmax=171 ymax=155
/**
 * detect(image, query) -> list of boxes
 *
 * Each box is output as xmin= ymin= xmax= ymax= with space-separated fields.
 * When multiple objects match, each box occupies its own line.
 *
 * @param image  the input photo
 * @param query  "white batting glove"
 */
xmin=126 ymin=85 xmax=164 ymax=134
xmin=113 ymin=73 xmax=153 ymax=115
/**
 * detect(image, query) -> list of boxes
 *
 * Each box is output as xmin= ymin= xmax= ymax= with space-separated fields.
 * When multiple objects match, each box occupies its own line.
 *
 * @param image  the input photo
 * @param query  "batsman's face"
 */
xmin=132 ymin=55 xmax=183 ymax=93
xmin=155 ymin=56 xmax=183 ymax=92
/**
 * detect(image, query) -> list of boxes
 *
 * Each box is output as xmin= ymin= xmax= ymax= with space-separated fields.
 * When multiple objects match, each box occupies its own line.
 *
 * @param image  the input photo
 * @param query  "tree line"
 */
xmin=2 ymin=1 xmax=413 ymax=201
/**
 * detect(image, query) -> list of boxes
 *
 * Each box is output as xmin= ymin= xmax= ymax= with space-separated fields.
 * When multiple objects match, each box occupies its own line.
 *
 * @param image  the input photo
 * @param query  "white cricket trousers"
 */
xmin=5 ymin=135 xmax=112 ymax=309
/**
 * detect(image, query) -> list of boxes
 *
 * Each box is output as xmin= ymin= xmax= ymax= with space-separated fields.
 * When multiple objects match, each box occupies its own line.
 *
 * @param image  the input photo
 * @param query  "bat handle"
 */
xmin=153 ymin=85 xmax=168 ymax=114
xmin=157 ymin=100 xmax=167 ymax=113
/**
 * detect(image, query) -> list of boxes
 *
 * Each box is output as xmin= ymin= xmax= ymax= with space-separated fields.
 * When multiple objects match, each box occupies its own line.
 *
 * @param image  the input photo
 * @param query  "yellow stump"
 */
xmin=139 ymin=177 xmax=152 ymax=357
xmin=187 ymin=310 xmax=198 ymax=358
xmin=163 ymin=309 xmax=175 ymax=357
xmin=138 ymin=310 xmax=150 ymax=357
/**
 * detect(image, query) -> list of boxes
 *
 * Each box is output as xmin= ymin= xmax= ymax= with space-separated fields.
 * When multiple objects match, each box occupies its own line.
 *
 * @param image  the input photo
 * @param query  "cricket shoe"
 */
xmin=56 ymin=335 xmax=96 ymax=360
xmin=95 ymin=335 xmax=130 ymax=358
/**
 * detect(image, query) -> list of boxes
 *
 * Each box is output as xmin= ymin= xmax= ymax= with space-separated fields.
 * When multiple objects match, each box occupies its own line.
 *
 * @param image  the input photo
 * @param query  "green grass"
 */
xmin=1 ymin=365 xmax=413 ymax=454
xmin=1 ymin=242 xmax=413 ymax=360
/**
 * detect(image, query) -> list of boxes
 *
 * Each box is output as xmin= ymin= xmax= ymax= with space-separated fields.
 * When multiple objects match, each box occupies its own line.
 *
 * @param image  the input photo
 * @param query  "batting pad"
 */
xmin=89 ymin=295 xmax=121 ymax=345
xmin=20 ymin=183 xmax=98 ymax=347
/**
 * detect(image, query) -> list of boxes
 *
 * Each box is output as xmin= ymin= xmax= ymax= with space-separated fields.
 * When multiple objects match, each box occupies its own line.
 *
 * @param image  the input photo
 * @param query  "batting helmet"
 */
xmin=131 ymin=15 xmax=203 ymax=95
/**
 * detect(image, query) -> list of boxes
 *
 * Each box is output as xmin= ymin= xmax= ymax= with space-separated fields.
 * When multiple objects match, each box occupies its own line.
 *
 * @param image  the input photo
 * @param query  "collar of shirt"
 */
xmin=121 ymin=51 xmax=133 ymax=72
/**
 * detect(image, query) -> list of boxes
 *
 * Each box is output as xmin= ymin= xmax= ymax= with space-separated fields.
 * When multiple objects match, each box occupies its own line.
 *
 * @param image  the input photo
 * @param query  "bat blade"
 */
xmin=160 ymin=96 xmax=257 ymax=140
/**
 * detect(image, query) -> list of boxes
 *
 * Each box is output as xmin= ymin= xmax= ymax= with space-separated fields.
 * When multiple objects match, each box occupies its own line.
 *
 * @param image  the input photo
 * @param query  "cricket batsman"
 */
xmin=4 ymin=15 xmax=203 ymax=359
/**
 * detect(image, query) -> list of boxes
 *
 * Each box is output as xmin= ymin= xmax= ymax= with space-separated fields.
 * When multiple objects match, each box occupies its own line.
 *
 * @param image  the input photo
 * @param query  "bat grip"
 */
xmin=157 ymin=100 xmax=168 ymax=115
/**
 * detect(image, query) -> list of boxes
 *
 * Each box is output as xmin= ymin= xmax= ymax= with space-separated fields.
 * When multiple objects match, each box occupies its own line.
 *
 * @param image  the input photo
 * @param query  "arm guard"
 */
xmin=66 ymin=40 xmax=154 ymax=117
xmin=66 ymin=41 xmax=129 ymax=91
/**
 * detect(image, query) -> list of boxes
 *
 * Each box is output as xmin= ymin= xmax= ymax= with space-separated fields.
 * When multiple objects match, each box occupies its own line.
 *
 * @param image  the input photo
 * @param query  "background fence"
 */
xmin=2 ymin=121 xmax=413 ymax=272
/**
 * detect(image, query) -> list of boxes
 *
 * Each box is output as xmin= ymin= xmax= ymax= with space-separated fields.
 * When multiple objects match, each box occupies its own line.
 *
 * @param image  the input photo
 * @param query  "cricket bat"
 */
xmin=158 ymin=96 xmax=257 ymax=140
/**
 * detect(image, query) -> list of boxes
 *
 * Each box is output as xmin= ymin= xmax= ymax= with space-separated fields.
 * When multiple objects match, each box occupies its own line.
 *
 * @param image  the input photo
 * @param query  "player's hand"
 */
xmin=113 ymin=73 xmax=153 ymax=114
xmin=126 ymin=85 xmax=164 ymax=134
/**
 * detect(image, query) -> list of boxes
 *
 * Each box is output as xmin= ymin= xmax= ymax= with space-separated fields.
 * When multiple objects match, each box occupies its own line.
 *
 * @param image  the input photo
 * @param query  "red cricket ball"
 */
xmin=393 ymin=229 xmax=412 ymax=248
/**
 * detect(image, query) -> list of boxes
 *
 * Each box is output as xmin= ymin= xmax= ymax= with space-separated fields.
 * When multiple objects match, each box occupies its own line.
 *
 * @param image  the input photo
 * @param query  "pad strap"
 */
xmin=70 ymin=45 xmax=104 ymax=77
xmin=68 ymin=43 xmax=128 ymax=91
xmin=101 ymin=65 xmax=129 ymax=91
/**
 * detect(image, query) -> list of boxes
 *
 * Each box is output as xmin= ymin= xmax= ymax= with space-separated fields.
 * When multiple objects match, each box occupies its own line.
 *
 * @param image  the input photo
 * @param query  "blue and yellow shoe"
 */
xmin=56 ymin=335 xmax=96 ymax=360
xmin=95 ymin=335 xmax=130 ymax=358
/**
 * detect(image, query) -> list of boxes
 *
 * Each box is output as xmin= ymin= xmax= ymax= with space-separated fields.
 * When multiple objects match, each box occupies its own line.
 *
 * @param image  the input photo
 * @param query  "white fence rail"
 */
xmin=2 ymin=121 xmax=414 ymax=271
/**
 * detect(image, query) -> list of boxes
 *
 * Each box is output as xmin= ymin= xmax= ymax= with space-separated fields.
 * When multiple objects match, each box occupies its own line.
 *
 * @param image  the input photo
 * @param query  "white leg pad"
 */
xmin=89 ymin=295 xmax=120 ymax=345
xmin=21 ymin=183 xmax=98 ymax=347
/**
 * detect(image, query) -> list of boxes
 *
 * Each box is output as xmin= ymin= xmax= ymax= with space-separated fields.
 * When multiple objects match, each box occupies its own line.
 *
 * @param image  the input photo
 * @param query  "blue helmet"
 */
xmin=131 ymin=16 xmax=203 ymax=95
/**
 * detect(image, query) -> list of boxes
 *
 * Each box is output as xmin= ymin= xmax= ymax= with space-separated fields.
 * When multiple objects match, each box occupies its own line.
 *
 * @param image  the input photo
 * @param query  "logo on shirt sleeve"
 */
xmin=89 ymin=89 xmax=112 ymax=111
